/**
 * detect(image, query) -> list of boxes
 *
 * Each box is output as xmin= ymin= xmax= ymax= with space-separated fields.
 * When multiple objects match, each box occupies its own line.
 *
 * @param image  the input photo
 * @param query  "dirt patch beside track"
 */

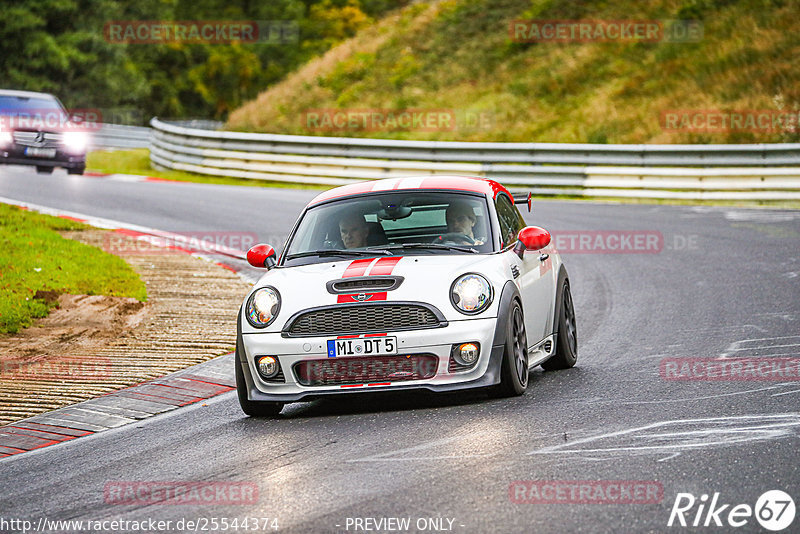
xmin=0 ymin=294 xmax=148 ymax=359
xmin=0 ymin=230 xmax=251 ymax=425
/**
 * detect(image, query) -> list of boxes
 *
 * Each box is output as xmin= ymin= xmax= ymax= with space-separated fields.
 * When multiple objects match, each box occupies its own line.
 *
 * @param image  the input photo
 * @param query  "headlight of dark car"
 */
xmin=61 ymin=131 xmax=88 ymax=153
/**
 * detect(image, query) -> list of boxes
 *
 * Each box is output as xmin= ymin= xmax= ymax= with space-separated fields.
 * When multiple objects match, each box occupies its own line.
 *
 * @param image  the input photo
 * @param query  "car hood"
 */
xmin=242 ymin=254 xmax=511 ymax=334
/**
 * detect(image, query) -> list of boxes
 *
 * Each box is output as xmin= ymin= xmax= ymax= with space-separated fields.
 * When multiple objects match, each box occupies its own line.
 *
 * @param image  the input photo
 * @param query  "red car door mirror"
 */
xmin=247 ymin=244 xmax=276 ymax=269
xmin=518 ymin=226 xmax=551 ymax=252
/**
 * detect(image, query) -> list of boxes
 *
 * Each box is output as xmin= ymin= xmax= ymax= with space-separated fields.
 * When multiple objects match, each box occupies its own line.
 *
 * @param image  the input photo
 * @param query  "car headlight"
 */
xmin=246 ymin=287 xmax=281 ymax=328
xmin=450 ymin=273 xmax=492 ymax=315
xmin=0 ymin=130 xmax=12 ymax=148
xmin=62 ymin=131 xmax=88 ymax=153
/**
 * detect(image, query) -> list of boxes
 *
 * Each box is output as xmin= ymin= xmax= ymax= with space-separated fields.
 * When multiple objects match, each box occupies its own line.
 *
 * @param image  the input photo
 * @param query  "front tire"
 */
xmin=542 ymin=279 xmax=578 ymax=371
xmin=235 ymin=355 xmax=283 ymax=417
xmin=492 ymin=300 xmax=528 ymax=397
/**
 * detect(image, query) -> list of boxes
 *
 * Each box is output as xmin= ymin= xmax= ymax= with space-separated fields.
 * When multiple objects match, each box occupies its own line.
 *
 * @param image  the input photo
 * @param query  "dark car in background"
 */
xmin=0 ymin=90 xmax=87 ymax=175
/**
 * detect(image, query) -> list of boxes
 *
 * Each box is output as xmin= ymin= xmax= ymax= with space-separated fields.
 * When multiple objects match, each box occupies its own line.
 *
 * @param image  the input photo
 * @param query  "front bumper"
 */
xmin=237 ymin=317 xmax=504 ymax=402
xmin=1 ymin=147 xmax=86 ymax=170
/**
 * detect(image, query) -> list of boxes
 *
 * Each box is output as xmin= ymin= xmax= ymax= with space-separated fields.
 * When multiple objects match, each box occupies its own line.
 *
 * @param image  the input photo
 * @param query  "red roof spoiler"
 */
xmin=513 ymin=192 xmax=532 ymax=212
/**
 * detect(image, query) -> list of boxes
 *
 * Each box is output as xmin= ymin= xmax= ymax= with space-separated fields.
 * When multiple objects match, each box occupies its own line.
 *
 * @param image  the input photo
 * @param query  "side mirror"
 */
xmin=516 ymin=226 xmax=551 ymax=258
xmin=247 ymin=244 xmax=276 ymax=269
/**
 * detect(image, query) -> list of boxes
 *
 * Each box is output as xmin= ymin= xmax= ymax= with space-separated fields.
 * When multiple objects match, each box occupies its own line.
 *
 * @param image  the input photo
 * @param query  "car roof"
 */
xmin=308 ymin=176 xmax=512 ymax=206
xmin=0 ymin=89 xmax=57 ymax=100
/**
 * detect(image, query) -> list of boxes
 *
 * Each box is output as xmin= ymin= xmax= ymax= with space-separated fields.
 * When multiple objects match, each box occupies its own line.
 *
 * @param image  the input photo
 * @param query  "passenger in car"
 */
xmin=339 ymin=212 xmax=370 ymax=249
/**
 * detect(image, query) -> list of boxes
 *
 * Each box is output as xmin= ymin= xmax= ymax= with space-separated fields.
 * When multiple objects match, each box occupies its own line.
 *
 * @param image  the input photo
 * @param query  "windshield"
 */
xmin=0 ymin=95 xmax=64 ymax=115
xmin=282 ymin=191 xmax=494 ymax=265
xmin=0 ymin=95 xmax=69 ymax=131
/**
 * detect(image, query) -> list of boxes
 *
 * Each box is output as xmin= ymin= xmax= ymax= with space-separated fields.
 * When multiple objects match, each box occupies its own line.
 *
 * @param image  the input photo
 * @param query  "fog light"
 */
xmin=455 ymin=343 xmax=479 ymax=366
xmin=257 ymin=356 xmax=279 ymax=378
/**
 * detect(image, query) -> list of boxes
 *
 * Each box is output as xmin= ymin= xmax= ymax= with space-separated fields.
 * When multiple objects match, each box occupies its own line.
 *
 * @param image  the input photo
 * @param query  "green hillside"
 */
xmin=226 ymin=0 xmax=800 ymax=143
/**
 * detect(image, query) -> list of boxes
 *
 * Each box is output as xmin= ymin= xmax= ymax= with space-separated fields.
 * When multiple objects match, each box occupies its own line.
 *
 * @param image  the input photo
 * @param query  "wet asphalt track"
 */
xmin=1 ymin=166 xmax=799 ymax=533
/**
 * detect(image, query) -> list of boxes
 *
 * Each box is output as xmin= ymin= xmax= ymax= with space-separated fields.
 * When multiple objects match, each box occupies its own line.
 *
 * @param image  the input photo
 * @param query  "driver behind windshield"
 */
xmin=444 ymin=200 xmax=484 ymax=245
xmin=339 ymin=212 xmax=370 ymax=249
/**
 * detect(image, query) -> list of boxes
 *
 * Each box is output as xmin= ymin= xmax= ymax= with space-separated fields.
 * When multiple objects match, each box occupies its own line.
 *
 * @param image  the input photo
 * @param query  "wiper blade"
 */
xmin=372 ymin=243 xmax=479 ymax=254
xmin=284 ymin=249 xmax=391 ymax=260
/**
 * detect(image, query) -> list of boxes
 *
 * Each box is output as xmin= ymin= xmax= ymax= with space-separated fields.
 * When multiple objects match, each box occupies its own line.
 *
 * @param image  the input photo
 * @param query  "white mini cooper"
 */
xmin=236 ymin=176 xmax=577 ymax=416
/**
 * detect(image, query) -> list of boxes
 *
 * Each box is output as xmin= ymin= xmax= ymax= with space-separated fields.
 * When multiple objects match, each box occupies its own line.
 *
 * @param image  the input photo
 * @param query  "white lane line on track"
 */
xmin=527 ymin=413 xmax=800 ymax=456
xmin=720 ymin=334 xmax=800 ymax=358
xmin=104 ymin=173 xmax=149 ymax=182
xmin=724 ymin=210 xmax=800 ymax=223
xmin=771 ymin=388 xmax=800 ymax=397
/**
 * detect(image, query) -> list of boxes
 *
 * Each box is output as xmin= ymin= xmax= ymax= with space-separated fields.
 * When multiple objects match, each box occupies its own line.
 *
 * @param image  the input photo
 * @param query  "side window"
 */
xmin=495 ymin=194 xmax=525 ymax=248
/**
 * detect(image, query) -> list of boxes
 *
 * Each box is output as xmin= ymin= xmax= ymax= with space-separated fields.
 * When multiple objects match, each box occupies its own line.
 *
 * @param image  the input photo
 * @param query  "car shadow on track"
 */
xmin=246 ymin=367 xmax=574 ymax=420
xmin=279 ymin=390 xmax=490 ymax=419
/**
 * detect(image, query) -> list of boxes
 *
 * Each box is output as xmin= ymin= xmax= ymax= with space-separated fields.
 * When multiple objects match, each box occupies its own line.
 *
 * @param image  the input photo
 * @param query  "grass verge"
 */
xmin=0 ymin=204 xmax=148 ymax=334
xmin=87 ymin=149 xmax=327 ymax=190
xmin=226 ymin=0 xmax=800 ymax=145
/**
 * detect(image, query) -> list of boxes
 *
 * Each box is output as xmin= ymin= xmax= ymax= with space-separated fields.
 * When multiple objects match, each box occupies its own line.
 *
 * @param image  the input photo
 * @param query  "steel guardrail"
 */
xmin=148 ymin=118 xmax=800 ymax=200
xmin=89 ymin=123 xmax=151 ymax=150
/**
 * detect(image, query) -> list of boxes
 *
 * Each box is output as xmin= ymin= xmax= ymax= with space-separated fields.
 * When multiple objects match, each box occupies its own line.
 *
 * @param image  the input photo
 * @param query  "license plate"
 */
xmin=326 ymin=336 xmax=397 ymax=357
xmin=25 ymin=147 xmax=56 ymax=158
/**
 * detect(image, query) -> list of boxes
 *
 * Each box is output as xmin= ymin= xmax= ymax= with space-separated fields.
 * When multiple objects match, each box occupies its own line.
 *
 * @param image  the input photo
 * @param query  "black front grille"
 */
xmin=294 ymin=354 xmax=438 ymax=386
xmin=284 ymin=303 xmax=445 ymax=337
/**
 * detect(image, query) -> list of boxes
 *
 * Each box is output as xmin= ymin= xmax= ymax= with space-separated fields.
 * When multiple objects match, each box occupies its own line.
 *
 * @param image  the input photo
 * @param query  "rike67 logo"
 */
xmin=668 ymin=490 xmax=795 ymax=531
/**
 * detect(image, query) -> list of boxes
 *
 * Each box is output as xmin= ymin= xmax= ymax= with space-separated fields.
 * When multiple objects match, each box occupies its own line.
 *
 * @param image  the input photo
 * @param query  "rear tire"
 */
xmin=67 ymin=167 xmax=84 ymax=175
xmin=235 ymin=355 xmax=283 ymax=417
xmin=542 ymin=279 xmax=578 ymax=371
xmin=491 ymin=300 xmax=528 ymax=397
xmin=36 ymin=166 xmax=53 ymax=174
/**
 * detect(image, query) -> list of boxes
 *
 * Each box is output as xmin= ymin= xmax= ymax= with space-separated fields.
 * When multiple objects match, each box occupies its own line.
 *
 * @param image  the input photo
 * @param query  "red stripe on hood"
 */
xmin=368 ymin=256 xmax=402 ymax=276
xmin=342 ymin=258 xmax=375 ymax=278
